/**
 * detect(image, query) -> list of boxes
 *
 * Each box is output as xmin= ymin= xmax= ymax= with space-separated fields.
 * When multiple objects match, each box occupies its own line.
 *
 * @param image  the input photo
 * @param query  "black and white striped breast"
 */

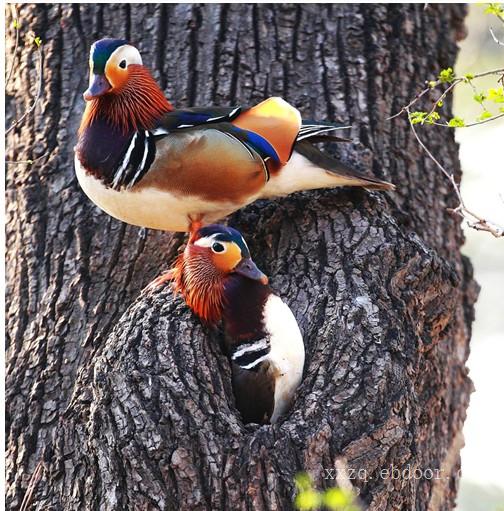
xmin=77 ymin=120 xmax=158 ymax=190
xmin=230 ymin=337 xmax=271 ymax=371
xmin=110 ymin=129 xmax=157 ymax=190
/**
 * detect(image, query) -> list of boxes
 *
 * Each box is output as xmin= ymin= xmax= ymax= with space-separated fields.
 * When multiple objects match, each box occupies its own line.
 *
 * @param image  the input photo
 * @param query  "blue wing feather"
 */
xmin=230 ymin=127 xmax=280 ymax=165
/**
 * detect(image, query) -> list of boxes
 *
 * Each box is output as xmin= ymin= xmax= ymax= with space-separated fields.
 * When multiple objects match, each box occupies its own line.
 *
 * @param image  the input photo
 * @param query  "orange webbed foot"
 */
xmin=188 ymin=214 xmax=204 ymax=242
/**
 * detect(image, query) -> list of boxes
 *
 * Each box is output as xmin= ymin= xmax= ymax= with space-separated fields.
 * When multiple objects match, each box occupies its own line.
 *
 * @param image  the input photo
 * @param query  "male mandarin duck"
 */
xmin=75 ymin=38 xmax=394 ymax=233
xmin=171 ymin=224 xmax=305 ymax=424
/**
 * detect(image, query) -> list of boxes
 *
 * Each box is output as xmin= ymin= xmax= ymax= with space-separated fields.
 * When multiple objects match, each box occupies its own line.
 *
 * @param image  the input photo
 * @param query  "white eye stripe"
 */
xmin=108 ymin=45 xmax=143 ymax=68
xmin=194 ymin=236 xmax=228 ymax=254
xmin=89 ymin=43 xmax=96 ymax=72
xmin=193 ymin=234 xmax=222 ymax=248
xmin=194 ymin=232 xmax=249 ymax=256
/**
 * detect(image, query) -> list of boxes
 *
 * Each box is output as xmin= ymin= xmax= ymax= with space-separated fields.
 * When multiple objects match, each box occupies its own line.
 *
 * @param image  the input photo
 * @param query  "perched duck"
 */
xmin=170 ymin=223 xmax=305 ymax=424
xmin=75 ymin=38 xmax=394 ymax=233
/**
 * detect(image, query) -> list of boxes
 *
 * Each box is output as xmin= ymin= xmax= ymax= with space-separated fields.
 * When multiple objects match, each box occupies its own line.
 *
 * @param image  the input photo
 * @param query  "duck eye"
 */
xmin=119 ymin=59 xmax=127 ymax=69
xmin=212 ymin=242 xmax=226 ymax=254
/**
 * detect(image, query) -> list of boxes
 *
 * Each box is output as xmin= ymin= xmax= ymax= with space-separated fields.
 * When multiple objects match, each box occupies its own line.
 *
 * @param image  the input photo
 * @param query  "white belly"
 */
xmin=263 ymin=294 xmax=305 ymax=423
xmin=261 ymin=151 xmax=353 ymax=198
xmin=75 ymin=155 xmax=242 ymax=232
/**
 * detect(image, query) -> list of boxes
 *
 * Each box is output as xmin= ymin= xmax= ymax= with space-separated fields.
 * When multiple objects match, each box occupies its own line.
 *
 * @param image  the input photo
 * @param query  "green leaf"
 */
xmin=484 ymin=3 xmax=504 ymax=20
xmin=426 ymin=111 xmax=440 ymax=124
xmin=13 ymin=19 xmax=20 ymax=29
xmin=464 ymin=73 xmax=474 ymax=81
xmin=437 ymin=100 xmax=443 ymax=107
xmin=409 ymin=111 xmax=427 ymax=125
xmin=323 ymin=488 xmax=360 ymax=511
xmin=448 ymin=116 xmax=465 ymax=127
xmin=499 ymin=106 xmax=504 ymax=113
xmin=294 ymin=473 xmax=321 ymax=510
xmin=295 ymin=490 xmax=321 ymax=510
xmin=476 ymin=111 xmax=492 ymax=121
xmin=33 ymin=36 xmax=42 ymax=47
xmin=428 ymin=80 xmax=437 ymax=88
xmin=488 ymin=87 xmax=504 ymax=103
xmin=324 ymin=488 xmax=350 ymax=509
xmin=438 ymin=67 xmax=455 ymax=83
xmin=473 ymin=92 xmax=486 ymax=103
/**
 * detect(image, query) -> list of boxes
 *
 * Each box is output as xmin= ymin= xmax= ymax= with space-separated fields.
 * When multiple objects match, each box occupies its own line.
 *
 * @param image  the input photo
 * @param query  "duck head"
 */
xmin=80 ymin=38 xmax=172 ymax=134
xmin=173 ymin=224 xmax=269 ymax=324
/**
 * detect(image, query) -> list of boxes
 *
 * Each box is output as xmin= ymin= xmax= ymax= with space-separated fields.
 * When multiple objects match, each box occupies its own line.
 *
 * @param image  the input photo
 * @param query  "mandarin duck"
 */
xmin=170 ymin=224 xmax=304 ymax=424
xmin=75 ymin=38 xmax=394 ymax=233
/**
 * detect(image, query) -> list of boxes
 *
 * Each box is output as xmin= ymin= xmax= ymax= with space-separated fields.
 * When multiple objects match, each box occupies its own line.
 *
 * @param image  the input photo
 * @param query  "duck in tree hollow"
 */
xmin=171 ymin=223 xmax=305 ymax=424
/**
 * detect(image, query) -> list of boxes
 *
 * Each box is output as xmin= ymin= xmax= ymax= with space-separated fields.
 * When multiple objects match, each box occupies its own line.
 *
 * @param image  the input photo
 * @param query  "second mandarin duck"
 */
xmin=170 ymin=224 xmax=305 ymax=424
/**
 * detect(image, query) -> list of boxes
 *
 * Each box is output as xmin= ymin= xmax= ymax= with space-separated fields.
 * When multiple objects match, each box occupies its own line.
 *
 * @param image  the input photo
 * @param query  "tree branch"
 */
xmin=5 ymin=152 xmax=50 ymax=166
xmin=5 ymin=35 xmax=44 ymax=136
xmin=406 ymin=107 xmax=504 ymax=238
xmin=489 ymin=26 xmax=504 ymax=46
xmin=387 ymin=68 xmax=504 ymax=121
xmin=5 ymin=5 xmax=20 ymax=89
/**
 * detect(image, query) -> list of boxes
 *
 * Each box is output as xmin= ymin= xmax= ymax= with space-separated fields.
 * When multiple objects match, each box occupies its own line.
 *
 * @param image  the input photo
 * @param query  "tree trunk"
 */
xmin=6 ymin=4 xmax=476 ymax=510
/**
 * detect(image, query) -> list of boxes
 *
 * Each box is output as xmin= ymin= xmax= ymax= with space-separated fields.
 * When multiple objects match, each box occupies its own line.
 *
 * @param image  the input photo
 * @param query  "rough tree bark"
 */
xmin=6 ymin=4 xmax=477 ymax=511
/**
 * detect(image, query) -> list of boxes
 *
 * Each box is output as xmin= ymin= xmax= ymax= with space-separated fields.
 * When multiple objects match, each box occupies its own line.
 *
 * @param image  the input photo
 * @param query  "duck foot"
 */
xmin=188 ymin=215 xmax=204 ymax=241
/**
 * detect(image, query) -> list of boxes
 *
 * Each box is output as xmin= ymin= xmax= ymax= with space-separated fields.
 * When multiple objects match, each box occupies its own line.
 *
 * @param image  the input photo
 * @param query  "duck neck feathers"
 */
xmin=172 ymin=253 xmax=226 ymax=325
xmin=79 ymin=65 xmax=173 ymax=136
xmin=222 ymin=274 xmax=271 ymax=342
